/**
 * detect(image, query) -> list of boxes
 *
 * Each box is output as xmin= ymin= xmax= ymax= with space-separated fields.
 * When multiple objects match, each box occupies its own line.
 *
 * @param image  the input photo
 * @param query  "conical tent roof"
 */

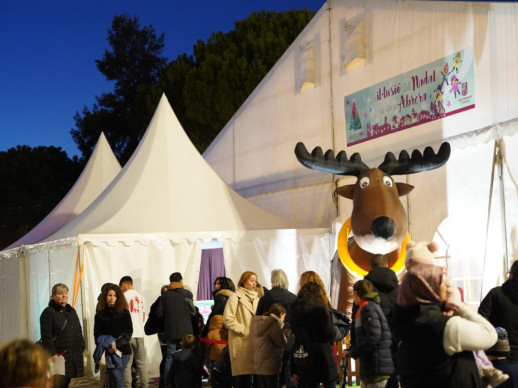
xmin=44 ymin=95 xmax=306 ymax=241
xmin=5 ymin=133 xmax=121 ymax=249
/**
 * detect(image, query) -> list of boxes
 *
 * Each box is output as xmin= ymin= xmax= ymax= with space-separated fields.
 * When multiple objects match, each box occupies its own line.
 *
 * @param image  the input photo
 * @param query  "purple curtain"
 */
xmin=196 ymin=248 xmax=225 ymax=300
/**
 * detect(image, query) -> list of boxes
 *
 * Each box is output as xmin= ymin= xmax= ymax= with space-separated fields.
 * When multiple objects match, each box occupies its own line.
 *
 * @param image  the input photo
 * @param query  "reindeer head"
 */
xmin=295 ymin=142 xmax=450 ymax=258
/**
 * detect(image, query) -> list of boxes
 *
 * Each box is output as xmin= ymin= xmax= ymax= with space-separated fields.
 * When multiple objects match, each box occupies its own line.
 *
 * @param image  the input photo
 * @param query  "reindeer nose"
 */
xmin=371 ymin=216 xmax=396 ymax=240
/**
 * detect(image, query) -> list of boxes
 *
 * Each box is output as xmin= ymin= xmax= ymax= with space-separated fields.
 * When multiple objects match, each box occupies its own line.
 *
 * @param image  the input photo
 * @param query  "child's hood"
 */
xmin=252 ymin=314 xmax=282 ymax=336
xmin=208 ymin=314 xmax=224 ymax=330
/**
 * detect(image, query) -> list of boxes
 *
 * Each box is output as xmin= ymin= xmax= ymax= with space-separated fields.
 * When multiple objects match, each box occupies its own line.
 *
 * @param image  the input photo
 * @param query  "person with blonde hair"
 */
xmin=224 ymin=271 xmax=260 ymax=387
xmin=0 ymin=339 xmax=51 ymax=388
xmin=298 ymin=271 xmax=332 ymax=308
xmin=40 ymin=283 xmax=85 ymax=388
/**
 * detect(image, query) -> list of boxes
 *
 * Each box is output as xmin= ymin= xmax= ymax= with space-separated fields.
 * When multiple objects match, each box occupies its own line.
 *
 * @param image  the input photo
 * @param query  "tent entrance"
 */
xmin=196 ymin=244 xmax=225 ymax=322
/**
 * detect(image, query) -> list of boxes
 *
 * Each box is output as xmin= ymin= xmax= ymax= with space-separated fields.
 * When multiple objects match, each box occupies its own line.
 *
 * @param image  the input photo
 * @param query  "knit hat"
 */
xmin=486 ymin=327 xmax=511 ymax=357
xmin=405 ymin=241 xmax=439 ymax=269
xmin=397 ymin=263 xmax=444 ymax=307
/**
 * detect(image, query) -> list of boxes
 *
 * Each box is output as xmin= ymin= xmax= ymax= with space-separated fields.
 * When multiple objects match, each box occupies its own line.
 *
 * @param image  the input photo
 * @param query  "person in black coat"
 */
xmin=145 ymin=284 xmax=169 ymax=388
xmin=94 ymin=284 xmax=133 ymax=388
xmin=201 ymin=277 xmax=234 ymax=338
xmin=364 ymin=254 xmax=399 ymax=388
xmin=479 ymin=260 xmax=518 ymax=363
xmin=291 ymin=281 xmax=338 ymax=388
xmin=171 ymin=334 xmax=204 ymax=388
xmin=256 ymin=269 xmax=297 ymax=388
xmin=40 ymin=283 xmax=85 ymax=388
xmin=155 ymin=272 xmax=195 ymax=387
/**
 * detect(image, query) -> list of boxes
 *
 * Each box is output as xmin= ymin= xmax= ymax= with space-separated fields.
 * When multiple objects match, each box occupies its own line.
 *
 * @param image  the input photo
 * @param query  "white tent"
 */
xmin=0 ymin=95 xmax=330 ymax=376
xmin=0 ymin=133 xmax=120 ymax=345
xmin=4 ymin=132 xmax=121 ymax=250
xmin=203 ymin=0 xmax=518 ymax=304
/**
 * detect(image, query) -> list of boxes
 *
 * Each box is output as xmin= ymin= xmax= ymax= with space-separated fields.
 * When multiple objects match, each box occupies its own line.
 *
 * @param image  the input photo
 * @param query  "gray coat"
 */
xmin=251 ymin=314 xmax=287 ymax=375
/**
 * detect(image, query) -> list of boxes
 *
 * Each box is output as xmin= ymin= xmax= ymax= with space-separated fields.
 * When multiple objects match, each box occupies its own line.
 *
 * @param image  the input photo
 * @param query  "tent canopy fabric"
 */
xmin=4 ymin=133 xmax=121 ymax=251
xmin=43 ymin=95 xmax=308 ymax=243
xmin=0 ymin=95 xmax=331 ymax=369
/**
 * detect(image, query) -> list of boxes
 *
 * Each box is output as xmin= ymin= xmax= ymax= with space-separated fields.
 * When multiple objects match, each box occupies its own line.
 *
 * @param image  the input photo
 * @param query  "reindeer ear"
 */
xmin=335 ymin=184 xmax=355 ymax=199
xmin=396 ymin=182 xmax=414 ymax=196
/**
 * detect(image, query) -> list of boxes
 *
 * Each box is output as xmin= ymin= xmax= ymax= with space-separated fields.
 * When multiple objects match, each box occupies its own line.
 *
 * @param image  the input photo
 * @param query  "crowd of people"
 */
xmin=1 ymin=244 xmax=518 ymax=388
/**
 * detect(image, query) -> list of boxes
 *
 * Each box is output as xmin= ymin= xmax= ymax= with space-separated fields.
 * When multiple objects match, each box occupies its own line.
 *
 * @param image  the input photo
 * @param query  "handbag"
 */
xmin=331 ymin=308 xmax=351 ymax=341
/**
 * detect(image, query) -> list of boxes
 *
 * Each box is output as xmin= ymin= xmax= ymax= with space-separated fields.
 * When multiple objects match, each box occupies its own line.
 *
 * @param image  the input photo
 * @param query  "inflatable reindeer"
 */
xmin=295 ymin=142 xmax=451 ymax=280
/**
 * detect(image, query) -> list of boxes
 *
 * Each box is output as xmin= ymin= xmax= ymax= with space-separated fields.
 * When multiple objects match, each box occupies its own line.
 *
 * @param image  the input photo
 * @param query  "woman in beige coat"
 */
xmin=223 ymin=271 xmax=260 ymax=388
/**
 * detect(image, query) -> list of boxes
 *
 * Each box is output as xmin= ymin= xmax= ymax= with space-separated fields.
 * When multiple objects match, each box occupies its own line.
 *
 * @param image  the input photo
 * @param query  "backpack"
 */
xmin=292 ymin=326 xmax=315 ymax=370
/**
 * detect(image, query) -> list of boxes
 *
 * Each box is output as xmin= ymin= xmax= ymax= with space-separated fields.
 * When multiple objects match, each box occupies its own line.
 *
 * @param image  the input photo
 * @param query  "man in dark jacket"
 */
xmin=156 ymin=272 xmax=195 ymax=387
xmin=479 ymin=260 xmax=518 ymax=364
xmin=344 ymin=279 xmax=394 ymax=387
xmin=364 ymin=254 xmax=399 ymax=323
xmin=256 ymin=269 xmax=296 ymax=388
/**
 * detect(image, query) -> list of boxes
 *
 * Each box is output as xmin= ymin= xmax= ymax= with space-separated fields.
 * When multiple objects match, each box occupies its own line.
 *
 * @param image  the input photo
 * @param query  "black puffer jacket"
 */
xmin=256 ymin=287 xmax=296 ymax=326
xmin=364 ymin=267 xmax=399 ymax=323
xmin=40 ymin=299 xmax=85 ymax=377
xmin=350 ymin=296 xmax=394 ymax=377
xmin=291 ymin=299 xmax=337 ymax=385
xmin=479 ymin=279 xmax=518 ymax=361
xmin=94 ymin=308 xmax=133 ymax=354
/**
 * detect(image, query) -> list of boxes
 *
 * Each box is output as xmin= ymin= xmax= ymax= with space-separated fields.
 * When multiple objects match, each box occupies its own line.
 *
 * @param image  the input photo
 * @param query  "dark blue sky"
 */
xmin=0 ymin=1 xmax=323 ymax=158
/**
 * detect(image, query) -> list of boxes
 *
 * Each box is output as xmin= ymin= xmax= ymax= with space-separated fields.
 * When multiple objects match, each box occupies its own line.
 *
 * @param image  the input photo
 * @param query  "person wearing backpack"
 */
xmin=291 ymin=280 xmax=338 ymax=388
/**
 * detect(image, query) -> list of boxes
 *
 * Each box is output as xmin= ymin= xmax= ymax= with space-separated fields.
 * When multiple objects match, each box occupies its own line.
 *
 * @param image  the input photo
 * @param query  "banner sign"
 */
xmin=345 ymin=47 xmax=475 ymax=145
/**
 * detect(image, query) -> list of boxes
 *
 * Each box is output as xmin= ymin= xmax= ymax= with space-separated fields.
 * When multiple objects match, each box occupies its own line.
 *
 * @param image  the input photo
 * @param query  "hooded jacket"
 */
xmin=479 ymin=279 xmax=518 ymax=361
xmin=350 ymin=293 xmax=394 ymax=378
xmin=364 ymin=267 xmax=399 ymax=323
xmin=206 ymin=314 xmax=228 ymax=361
xmin=251 ymin=314 xmax=287 ymax=375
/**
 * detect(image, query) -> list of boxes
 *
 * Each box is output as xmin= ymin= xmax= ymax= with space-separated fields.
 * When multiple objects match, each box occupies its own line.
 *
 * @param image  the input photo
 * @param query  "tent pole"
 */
xmin=496 ymin=139 xmax=509 ymax=274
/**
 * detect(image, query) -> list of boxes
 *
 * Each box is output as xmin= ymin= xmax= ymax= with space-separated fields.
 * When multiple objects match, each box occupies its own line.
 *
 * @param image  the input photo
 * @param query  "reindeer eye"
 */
xmin=359 ymin=177 xmax=370 ymax=188
xmin=383 ymin=176 xmax=393 ymax=187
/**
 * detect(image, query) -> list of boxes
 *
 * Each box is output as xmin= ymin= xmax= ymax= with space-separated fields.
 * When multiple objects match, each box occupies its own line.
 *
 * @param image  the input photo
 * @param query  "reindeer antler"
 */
xmin=294 ymin=142 xmax=369 ymax=177
xmin=378 ymin=142 xmax=451 ymax=175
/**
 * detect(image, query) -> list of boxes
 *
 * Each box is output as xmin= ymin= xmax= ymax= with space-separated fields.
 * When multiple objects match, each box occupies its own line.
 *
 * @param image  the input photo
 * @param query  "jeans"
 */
xmin=164 ymin=340 xmax=181 ymax=386
xmin=108 ymin=354 xmax=130 ymax=388
xmin=124 ymin=338 xmax=148 ymax=388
